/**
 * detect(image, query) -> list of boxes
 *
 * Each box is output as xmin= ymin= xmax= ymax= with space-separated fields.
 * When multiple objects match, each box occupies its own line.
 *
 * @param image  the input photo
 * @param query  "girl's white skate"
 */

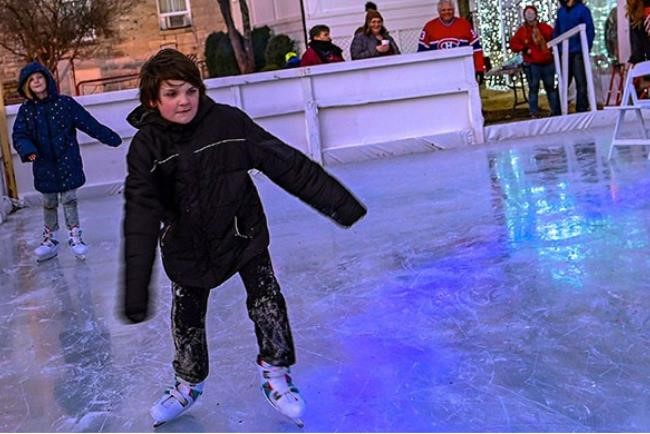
xmin=150 ymin=380 xmax=203 ymax=428
xmin=34 ymin=228 xmax=59 ymax=262
xmin=68 ymin=227 xmax=88 ymax=260
xmin=257 ymin=359 xmax=305 ymax=427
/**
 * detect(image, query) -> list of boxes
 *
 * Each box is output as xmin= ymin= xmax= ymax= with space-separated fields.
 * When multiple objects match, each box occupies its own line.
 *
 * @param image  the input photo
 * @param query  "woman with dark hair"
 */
xmin=627 ymin=0 xmax=650 ymax=64
xmin=350 ymin=9 xmax=400 ymax=60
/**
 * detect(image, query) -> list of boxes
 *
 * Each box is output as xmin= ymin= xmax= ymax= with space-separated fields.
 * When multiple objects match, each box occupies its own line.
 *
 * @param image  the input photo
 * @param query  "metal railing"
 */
xmin=75 ymin=73 xmax=140 ymax=96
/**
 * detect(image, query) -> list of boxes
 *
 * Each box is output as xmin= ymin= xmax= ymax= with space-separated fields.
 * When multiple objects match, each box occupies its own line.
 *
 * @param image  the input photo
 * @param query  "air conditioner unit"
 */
xmin=160 ymin=14 xmax=191 ymax=30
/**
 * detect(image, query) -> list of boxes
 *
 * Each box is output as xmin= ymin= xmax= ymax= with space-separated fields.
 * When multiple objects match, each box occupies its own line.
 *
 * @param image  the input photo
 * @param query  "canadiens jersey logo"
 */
xmin=438 ymin=38 xmax=462 ymax=49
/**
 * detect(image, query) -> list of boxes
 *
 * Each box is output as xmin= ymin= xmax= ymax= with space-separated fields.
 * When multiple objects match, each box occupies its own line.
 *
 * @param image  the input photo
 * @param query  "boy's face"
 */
xmin=314 ymin=31 xmax=331 ymax=42
xmin=153 ymin=80 xmax=199 ymax=124
xmin=28 ymin=73 xmax=48 ymax=99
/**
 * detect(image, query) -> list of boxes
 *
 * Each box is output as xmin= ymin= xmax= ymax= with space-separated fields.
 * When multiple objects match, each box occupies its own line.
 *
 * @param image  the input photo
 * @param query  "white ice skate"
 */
xmin=150 ymin=380 xmax=203 ymax=428
xmin=34 ymin=228 xmax=59 ymax=262
xmin=258 ymin=359 xmax=305 ymax=427
xmin=68 ymin=227 xmax=88 ymax=260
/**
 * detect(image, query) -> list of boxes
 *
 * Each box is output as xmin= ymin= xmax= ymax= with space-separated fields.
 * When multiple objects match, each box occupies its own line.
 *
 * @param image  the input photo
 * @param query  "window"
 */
xmin=158 ymin=0 xmax=192 ymax=30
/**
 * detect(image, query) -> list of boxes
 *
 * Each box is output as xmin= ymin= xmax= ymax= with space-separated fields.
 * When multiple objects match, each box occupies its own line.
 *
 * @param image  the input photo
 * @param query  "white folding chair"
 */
xmin=607 ymin=60 xmax=650 ymax=160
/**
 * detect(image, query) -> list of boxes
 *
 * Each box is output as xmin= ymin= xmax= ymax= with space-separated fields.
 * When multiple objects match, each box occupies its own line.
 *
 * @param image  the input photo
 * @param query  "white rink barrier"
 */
xmin=5 ymin=48 xmax=483 ymax=203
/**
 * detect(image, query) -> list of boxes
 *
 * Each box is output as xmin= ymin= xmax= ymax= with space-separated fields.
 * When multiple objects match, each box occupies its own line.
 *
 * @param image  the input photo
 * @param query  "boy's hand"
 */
xmin=27 ymin=154 xmax=37 ymax=161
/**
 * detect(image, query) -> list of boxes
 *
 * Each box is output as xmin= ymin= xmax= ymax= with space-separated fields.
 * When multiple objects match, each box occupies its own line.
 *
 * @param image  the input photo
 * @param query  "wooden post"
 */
xmin=0 ymin=83 xmax=18 ymax=199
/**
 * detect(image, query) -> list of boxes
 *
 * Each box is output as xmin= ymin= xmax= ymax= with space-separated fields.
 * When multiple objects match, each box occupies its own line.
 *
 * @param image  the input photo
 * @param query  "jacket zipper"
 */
xmin=233 ymin=217 xmax=252 ymax=239
xmin=160 ymin=224 xmax=172 ymax=246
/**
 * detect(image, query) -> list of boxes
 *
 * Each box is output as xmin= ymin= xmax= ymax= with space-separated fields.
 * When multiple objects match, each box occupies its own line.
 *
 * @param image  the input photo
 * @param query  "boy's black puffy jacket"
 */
xmin=122 ymin=96 xmax=367 ymax=322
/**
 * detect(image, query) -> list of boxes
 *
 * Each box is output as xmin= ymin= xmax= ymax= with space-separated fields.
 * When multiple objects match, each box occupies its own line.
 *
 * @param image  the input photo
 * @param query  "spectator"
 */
xmin=418 ymin=0 xmax=486 ymax=77
xmin=351 ymin=9 xmax=401 ymax=59
xmin=626 ymin=0 xmax=650 ymax=64
xmin=510 ymin=5 xmax=561 ymax=116
xmin=284 ymin=51 xmax=301 ymax=68
xmin=553 ymin=0 xmax=595 ymax=112
xmin=355 ymin=1 xmax=380 ymax=35
xmin=300 ymin=25 xmax=345 ymax=67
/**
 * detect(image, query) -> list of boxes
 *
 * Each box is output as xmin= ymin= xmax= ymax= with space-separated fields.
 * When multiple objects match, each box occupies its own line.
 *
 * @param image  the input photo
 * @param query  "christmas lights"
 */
xmin=477 ymin=0 xmax=616 ymax=70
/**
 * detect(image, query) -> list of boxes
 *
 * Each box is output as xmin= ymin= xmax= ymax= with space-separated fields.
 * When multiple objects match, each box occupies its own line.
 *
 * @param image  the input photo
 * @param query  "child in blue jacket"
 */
xmin=12 ymin=62 xmax=122 ymax=261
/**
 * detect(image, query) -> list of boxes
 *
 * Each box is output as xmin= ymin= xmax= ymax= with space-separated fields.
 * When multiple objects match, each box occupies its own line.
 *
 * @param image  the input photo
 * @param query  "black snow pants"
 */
xmin=170 ymin=250 xmax=296 ymax=384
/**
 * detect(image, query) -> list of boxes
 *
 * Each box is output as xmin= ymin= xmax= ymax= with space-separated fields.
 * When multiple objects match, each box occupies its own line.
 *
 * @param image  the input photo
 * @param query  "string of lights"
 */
xmin=476 ymin=0 xmax=617 ymax=71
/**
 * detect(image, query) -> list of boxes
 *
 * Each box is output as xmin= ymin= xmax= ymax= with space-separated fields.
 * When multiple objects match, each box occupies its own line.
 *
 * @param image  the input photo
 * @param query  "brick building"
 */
xmin=1 ymin=0 xmax=226 ymax=104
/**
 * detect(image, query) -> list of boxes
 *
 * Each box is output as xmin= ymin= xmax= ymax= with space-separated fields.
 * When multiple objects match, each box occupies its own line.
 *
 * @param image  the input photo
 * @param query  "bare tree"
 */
xmin=0 ymin=0 xmax=139 ymax=74
xmin=216 ymin=0 xmax=255 ymax=74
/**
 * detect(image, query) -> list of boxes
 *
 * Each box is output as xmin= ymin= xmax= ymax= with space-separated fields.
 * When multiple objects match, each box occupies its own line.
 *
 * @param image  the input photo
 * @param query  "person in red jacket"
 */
xmin=300 ymin=25 xmax=345 ymax=67
xmin=510 ymin=5 xmax=561 ymax=116
xmin=418 ymin=0 xmax=486 ymax=80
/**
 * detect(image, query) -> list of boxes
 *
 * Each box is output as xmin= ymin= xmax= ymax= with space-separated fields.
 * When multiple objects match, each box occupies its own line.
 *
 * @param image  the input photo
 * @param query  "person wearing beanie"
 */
xmin=418 ymin=0 xmax=486 ymax=76
xmin=300 ymin=24 xmax=345 ymax=66
xmin=553 ymin=0 xmax=594 ymax=112
xmin=510 ymin=5 xmax=561 ymax=116
xmin=350 ymin=9 xmax=401 ymax=59
xmin=354 ymin=1 xmax=379 ymax=34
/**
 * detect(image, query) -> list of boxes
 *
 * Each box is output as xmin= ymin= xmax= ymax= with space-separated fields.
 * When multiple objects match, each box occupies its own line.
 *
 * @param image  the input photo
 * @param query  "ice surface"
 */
xmin=2 ymin=127 xmax=650 ymax=432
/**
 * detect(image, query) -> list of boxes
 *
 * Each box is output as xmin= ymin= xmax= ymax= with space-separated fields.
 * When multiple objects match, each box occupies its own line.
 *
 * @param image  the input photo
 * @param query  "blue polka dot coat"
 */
xmin=11 ymin=62 xmax=122 ymax=194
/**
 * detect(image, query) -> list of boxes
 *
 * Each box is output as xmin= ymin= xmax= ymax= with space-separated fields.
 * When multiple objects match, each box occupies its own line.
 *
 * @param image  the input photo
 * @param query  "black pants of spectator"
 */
xmin=170 ymin=250 xmax=296 ymax=385
xmin=568 ymin=52 xmax=589 ymax=112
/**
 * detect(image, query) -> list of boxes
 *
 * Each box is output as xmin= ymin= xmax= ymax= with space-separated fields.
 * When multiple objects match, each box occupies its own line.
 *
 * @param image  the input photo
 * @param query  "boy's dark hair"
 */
xmin=138 ymin=48 xmax=206 ymax=107
xmin=309 ymin=24 xmax=330 ymax=41
xmin=365 ymin=1 xmax=378 ymax=11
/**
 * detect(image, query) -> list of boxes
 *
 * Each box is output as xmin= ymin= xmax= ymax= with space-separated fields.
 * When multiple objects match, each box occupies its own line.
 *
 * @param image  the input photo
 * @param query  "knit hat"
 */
xmin=365 ymin=9 xmax=384 ymax=24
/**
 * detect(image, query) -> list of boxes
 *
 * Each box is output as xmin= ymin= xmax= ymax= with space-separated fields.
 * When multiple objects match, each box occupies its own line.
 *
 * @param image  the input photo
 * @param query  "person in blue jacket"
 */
xmin=553 ymin=0 xmax=595 ymax=112
xmin=12 ymin=62 xmax=122 ymax=262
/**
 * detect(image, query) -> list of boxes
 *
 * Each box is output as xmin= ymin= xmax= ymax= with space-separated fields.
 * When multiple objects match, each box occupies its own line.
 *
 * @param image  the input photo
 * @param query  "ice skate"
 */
xmin=34 ymin=227 xmax=59 ymax=262
xmin=68 ymin=226 xmax=88 ymax=260
xmin=258 ymin=359 xmax=305 ymax=427
xmin=150 ymin=380 xmax=203 ymax=428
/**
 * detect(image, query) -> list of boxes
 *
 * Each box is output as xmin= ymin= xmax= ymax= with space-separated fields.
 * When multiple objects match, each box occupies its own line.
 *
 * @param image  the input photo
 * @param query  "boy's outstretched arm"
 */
xmin=68 ymin=97 xmax=122 ymax=147
xmin=11 ymin=105 xmax=38 ymax=162
xmin=240 ymin=111 xmax=367 ymax=227
xmin=121 ymin=138 xmax=163 ymax=323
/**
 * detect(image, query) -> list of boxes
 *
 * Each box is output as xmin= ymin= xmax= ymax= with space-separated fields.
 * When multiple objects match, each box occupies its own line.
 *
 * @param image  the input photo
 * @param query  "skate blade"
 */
xmin=263 ymin=395 xmax=305 ymax=428
xmin=153 ymin=420 xmax=166 ymax=428
xmin=36 ymin=253 xmax=58 ymax=263
xmin=74 ymin=254 xmax=86 ymax=261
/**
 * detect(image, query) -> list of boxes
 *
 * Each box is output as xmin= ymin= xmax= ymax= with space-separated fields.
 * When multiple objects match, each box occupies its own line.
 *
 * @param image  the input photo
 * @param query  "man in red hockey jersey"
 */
xmin=417 ymin=0 xmax=486 ymax=79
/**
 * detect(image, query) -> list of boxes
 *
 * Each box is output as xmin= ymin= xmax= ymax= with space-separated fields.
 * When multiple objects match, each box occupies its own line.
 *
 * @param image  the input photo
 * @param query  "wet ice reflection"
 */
xmin=2 ymin=127 xmax=650 ymax=431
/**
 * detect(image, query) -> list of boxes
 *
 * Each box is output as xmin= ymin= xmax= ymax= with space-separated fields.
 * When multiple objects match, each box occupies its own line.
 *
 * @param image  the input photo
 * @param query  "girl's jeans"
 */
xmin=42 ymin=189 xmax=79 ymax=231
xmin=171 ymin=249 xmax=296 ymax=384
xmin=523 ymin=62 xmax=561 ymax=116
